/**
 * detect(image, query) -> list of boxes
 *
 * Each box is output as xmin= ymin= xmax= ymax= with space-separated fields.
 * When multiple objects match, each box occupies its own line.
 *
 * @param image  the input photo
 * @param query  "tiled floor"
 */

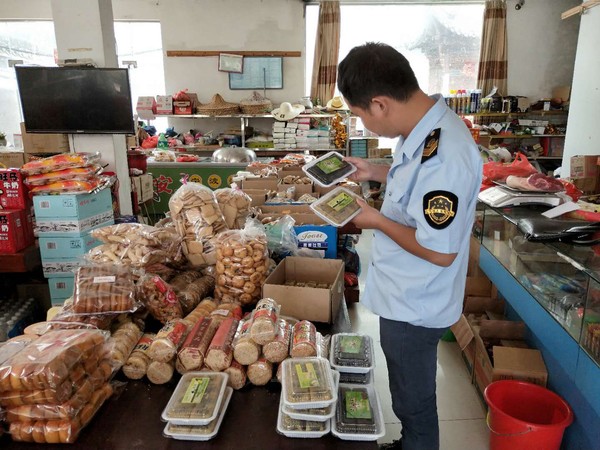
xmin=347 ymin=231 xmax=489 ymax=449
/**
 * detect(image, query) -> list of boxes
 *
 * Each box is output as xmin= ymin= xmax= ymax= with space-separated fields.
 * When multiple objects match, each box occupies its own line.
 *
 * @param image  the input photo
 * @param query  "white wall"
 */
xmin=506 ymin=0 xmax=580 ymax=101
xmin=562 ymin=5 xmax=600 ymax=175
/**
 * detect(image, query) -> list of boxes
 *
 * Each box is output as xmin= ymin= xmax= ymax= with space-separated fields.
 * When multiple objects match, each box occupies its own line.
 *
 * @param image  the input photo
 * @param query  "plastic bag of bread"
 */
xmin=136 ymin=274 xmax=183 ymax=324
xmin=263 ymin=318 xmax=291 ymax=363
xmin=106 ymin=320 xmax=143 ymax=369
xmin=0 ymin=329 xmax=107 ymax=392
xmin=214 ymin=219 xmax=269 ymax=306
xmin=174 ymin=275 xmax=215 ymax=315
xmin=214 ymin=187 xmax=252 ymax=229
xmin=46 ymin=301 xmax=117 ymax=332
xmin=28 ymin=178 xmax=105 ymax=196
xmin=88 ymin=223 xmax=181 ymax=267
xmin=72 ymin=265 xmax=139 ymax=315
xmin=233 ymin=318 xmax=261 ymax=366
xmin=23 ymin=165 xmax=102 ymax=186
xmin=181 ymin=297 xmax=218 ymax=330
xmin=20 ymin=152 xmax=101 ymax=176
xmin=8 ymin=383 xmax=113 ymax=444
xmin=169 ymin=181 xmax=228 ymax=267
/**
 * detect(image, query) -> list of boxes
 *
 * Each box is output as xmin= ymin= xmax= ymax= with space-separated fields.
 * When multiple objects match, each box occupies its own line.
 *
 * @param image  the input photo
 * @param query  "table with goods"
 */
xmin=0 ymin=152 xmax=380 ymax=448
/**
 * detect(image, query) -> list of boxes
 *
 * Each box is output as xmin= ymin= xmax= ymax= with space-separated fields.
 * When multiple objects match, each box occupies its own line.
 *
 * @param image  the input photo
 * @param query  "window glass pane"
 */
xmin=0 ymin=21 xmax=56 ymax=142
xmin=306 ymin=4 xmax=484 ymax=149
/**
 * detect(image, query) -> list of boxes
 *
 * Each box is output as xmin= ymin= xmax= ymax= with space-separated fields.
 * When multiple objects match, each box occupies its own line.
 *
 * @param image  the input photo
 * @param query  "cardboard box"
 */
xmin=39 ymin=234 xmax=100 ymax=261
xmin=131 ymin=174 xmax=154 ymax=204
xmin=571 ymin=177 xmax=598 ymax=194
xmin=468 ymin=236 xmax=483 ymax=277
xmin=0 ymin=169 xmax=29 ymax=210
xmin=42 ymin=260 xmax=80 ymax=278
xmin=0 ymin=151 xmax=25 ymax=169
xmin=243 ymin=188 xmax=274 ymax=206
xmin=36 ymin=211 xmax=114 ymax=238
xmin=241 ymin=177 xmax=279 ymax=191
xmin=262 ymin=256 xmax=344 ymax=323
xmin=33 ymin=189 xmax=113 ymax=220
xmin=48 ymin=275 xmax=75 ymax=305
xmin=136 ymin=96 xmax=156 ymax=120
xmin=20 ymin=123 xmax=69 ymax=155
xmin=278 ymin=183 xmax=313 ymax=196
xmin=472 ymin=320 xmax=546 ymax=395
xmin=0 ymin=210 xmax=26 ymax=254
xmin=465 ymin=275 xmax=492 ymax=297
xmin=156 ymin=95 xmax=173 ymax=115
xmin=570 ymin=155 xmax=598 ymax=179
xmin=19 ymin=209 xmax=35 ymax=247
xmin=450 ymin=314 xmax=476 ymax=377
xmin=173 ymin=101 xmax=192 ymax=115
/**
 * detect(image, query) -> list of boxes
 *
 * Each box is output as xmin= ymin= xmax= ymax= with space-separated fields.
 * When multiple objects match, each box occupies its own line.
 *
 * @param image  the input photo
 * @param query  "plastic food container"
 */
xmin=302 ymin=151 xmax=357 ymax=188
xmin=163 ymin=387 xmax=233 ymax=441
xmin=161 ymin=372 xmax=228 ymax=425
xmin=310 ymin=187 xmax=362 ymax=227
xmin=277 ymin=396 xmax=331 ymax=438
xmin=331 ymin=383 xmax=385 ymax=441
xmin=339 ymin=370 xmax=373 ymax=385
xmin=282 ymin=357 xmax=337 ymax=410
xmin=329 ymin=333 xmax=374 ymax=374
xmin=283 ymin=371 xmax=339 ymax=422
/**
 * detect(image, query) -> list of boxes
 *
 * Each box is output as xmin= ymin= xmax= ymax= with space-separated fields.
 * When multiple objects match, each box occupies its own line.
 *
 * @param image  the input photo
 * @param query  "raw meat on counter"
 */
xmin=505 ymin=173 xmax=564 ymax=192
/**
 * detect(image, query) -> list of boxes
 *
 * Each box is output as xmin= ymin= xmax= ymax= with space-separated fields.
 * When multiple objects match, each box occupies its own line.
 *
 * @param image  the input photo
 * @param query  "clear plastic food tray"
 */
xmin=331 ymin=383 xmax=385 ymax=441
xmin=329 ymin=333 xmax=375 ymax=374
xmin=277 ymin=395 xmax=331 ymax=438
xmin=281 ymin=357 xmax=337 ymax=410
xmin=302 ymin=151 xmax=357 ymax=188
xmin=163 ymin=387 xmax=233 ymax=441
xmin=310 ymin=187 xmax=362 ymax=227
xmin=282 ymin=371 xmax=340 ymax=422
xmin=338 ymin=369 xmax=373 ymax=385
xmin=161 ymin=372 xmax=228 ymax=425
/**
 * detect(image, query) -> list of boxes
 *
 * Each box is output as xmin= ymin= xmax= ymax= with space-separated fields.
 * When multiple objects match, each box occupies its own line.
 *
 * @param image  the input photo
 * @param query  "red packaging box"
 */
xmin=19 ymin=208 xmax=35 ymax=247
xmin=0 ymin=210 xmax=26 ymax=254
xmin=173 ymin=101 xmax=193 ymax=115
xmin=0 ymin=169 xmax=29 ymax=210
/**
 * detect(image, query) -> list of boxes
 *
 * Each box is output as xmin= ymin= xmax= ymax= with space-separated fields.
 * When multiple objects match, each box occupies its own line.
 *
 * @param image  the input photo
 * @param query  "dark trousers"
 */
xmin=380 ymin=318 xmax=447 ymax=450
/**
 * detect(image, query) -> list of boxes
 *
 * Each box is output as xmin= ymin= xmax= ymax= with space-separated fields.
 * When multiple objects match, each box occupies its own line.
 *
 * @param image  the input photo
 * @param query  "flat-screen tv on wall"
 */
xmin=16 ymin=66 xmax=135 ymax=134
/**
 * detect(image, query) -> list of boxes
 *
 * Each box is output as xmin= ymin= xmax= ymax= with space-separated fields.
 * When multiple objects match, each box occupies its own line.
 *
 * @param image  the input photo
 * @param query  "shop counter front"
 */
xmin=1 ymin=301 xmax=379 ymax=450
xmin=146 ymin=160 xmax=249 ymax=214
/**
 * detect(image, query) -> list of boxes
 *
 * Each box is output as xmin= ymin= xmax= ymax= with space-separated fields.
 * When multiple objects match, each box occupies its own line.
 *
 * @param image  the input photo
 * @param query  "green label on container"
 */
xmin=182 ymin=377 xmax=210 ymax=404
xmin=317 ymin=156 xmax=343 ymax=174
xmin=327 ymin=192 xmax=354 ymax=212
xmin=339 ymin=335 xmax=363 ymax=354
xmin=345 ymin=391 xmax=372 ymax=419
xmin=295 ymin=363 xmax=320 ymax=389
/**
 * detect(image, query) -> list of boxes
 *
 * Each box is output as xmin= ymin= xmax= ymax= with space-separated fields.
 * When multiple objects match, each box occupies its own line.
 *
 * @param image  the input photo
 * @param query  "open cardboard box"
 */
xmin=241 ymin=176 xmax=279 ymax=191
xmin=262 ymin=256 xmax=344 ymax=323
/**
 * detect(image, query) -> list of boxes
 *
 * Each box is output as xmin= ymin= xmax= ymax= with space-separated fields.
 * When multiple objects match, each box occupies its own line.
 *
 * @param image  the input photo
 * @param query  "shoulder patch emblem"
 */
xmin=423 ymin=190 xmax=458 ymax=229
xmin=421 ymin=128 xmax=441 ymax=164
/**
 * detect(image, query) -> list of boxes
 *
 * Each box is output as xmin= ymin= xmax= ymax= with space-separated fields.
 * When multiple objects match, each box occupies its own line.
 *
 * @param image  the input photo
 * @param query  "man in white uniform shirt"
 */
xmin=339 ymin=42 xmax=482 ymax=450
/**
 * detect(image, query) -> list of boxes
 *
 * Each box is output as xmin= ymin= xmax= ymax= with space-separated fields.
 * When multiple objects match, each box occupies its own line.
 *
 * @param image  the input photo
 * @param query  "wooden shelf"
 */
xmin=463 ymin=110 xmax=568 ymax=117
xmin=159 ymin=113 xmax=345 ymax=119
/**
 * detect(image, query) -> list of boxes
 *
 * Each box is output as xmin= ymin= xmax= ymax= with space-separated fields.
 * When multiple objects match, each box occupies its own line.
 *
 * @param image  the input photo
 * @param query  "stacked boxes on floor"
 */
xmin=33 ymin=188 xmax=114 ymax=305
xmin=0 ymin=169 xmax=34 ymax=255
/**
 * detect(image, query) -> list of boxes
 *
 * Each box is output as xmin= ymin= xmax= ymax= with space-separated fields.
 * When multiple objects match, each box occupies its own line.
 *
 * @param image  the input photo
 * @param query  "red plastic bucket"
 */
xmin=484 ymin=380 xmax=573 ymax=450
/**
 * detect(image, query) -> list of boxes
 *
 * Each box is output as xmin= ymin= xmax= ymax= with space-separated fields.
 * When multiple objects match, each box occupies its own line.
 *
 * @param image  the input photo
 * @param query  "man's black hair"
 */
xmin=337 ymin=42 xmax=420 ymax=110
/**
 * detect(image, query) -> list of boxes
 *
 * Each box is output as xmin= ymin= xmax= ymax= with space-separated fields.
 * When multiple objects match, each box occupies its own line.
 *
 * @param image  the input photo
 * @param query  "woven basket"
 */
xmin=196 ymin=94 xmax=240 ymax=116
xmin=239 ymin=91 xmax=272 ymax=115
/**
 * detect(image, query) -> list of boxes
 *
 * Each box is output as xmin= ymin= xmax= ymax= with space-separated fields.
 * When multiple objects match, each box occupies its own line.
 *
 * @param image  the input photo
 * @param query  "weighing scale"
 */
xmin=478 ymin=185 xmax=567 ymax=208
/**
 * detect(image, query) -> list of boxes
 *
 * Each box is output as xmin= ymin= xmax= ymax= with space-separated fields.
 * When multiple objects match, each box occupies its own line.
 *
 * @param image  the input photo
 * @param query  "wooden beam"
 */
xmin=166 ymin=50 xmax=302 ymax=57
xmin=562 ymin=0 xmax=600 ymax=20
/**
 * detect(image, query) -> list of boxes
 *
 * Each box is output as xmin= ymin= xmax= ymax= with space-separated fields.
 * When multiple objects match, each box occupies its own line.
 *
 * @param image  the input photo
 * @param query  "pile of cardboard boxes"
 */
xmin=34 ymin=189 xmax=114 ymax=305
xmin=0 ymin=123 xmax=69 ymax=169
xmin=0 ymin=169 xmax=35 ymax=255
xmin=451 ymin=236 xmax=549 ymax=398
xmin=570 ymin=154 xmax=600 ymax=194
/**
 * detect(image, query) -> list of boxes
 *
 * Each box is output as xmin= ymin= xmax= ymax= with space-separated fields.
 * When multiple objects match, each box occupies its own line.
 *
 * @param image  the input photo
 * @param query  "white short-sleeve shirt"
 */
xmin=361 ymin=94 xmax=483 ymax=328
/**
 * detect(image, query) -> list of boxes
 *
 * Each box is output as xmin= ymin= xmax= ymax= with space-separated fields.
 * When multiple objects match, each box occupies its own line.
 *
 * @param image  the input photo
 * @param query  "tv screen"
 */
xmin=16 ymin=66 xmax=135 ymax=134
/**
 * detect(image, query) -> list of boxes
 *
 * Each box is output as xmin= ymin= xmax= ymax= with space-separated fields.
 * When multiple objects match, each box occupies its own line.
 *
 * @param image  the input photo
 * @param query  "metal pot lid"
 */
xmin=212 ymin=147 xmax=257 ymax=163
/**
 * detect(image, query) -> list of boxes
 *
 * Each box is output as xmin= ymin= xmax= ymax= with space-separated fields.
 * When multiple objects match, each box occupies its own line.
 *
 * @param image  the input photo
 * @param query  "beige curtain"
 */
xmin=310 ymin=0 xmax=340 ymax=106
xmin=477 ymin=0 xmax=508 ymax=97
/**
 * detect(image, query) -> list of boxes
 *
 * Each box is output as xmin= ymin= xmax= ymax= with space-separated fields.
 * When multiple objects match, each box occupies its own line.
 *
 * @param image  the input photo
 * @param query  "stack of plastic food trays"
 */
xmin=161 ymin=372 xmax=232 ymax=441
xmin=278 ymin=357 xmax=338 ymax=438
xmin=329 ymin=333 xmax=385 ymax=441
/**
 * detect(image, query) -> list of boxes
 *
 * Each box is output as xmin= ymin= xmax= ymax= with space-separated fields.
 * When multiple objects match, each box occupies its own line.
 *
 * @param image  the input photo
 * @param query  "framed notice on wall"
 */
xmin=229 ymin=57 xmax=283 ymax=90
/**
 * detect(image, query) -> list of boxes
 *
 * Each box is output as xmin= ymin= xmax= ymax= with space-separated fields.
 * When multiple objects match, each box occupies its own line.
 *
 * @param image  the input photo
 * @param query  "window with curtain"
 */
xmin=305 ymin=3 xmax=485 ymax=147
xmin=0 ymin=21 xmax=165 ymax=145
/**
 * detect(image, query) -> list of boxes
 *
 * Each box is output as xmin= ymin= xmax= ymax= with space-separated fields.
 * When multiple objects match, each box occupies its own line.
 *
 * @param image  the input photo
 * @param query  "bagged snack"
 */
xmin=214 ymin=220 xmax=269 ymax=306
xmin=147 ymin=359 xmax=175 ymax=385
xmin=224 ymin=360 xmax=247 ymax=390
xmin=24 ymin=166 xmax=102 ymax=186
xmin=107 ymin=320 xmax=143 ymax=369
xmin=20 ymin=152 xmax=101 ymax=176
xmin=169 ymin=181 xmax=229 ymax=267
xmin=247 ymin=356 xmax=273 ymax=386
xmin=0 ymin=329 xmax=107 ymax=392
xmin=290 ymin=321 xmax=317 ymax=358
xmin=263 ymin=318 xmax=291 ymax=363
xmin=175 ymin=275 xmax=215 ymax=315
xmin=214 ymin=187 xmax=252 ymax=229
xmin=177 ymin=317 xmax=219 ymax=372
xmin=205 ymin=317 xmax=239 ymax=371
xmin=250 ymin=298 xmax=280 ymax=345
xmin=123 ymin=333 xmax=155 ymax=380
xmin=72 ymin=265 xmax=139 ymax=315
xmin=46 ymin=302 xmax=117 ymax=331
xmin=136 ymin=274 xmax=183 ymax=324
xmin=88 ymin=223 xmax=181 ymax=267
xmin=181 ymin=298 xmax=218 ymax=330
xmin=148 ymin=320 xmax=189 ymax=363
xmin=28 ymin=179 xmax=104 ymax=196
xmin=233 ymin=319 xmax=261 ymax=366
